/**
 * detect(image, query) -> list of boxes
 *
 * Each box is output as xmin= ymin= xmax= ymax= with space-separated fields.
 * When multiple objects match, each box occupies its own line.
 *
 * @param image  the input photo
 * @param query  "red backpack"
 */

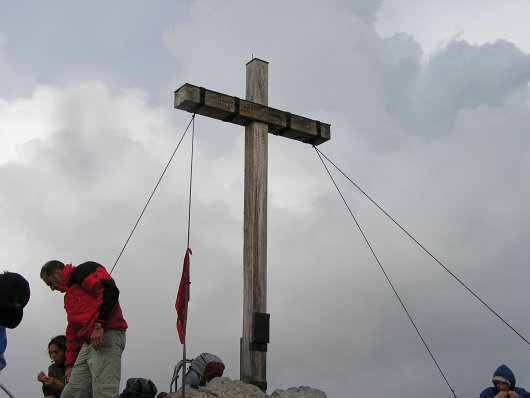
xmin=170 ymin=353 xmax=225 ymax=391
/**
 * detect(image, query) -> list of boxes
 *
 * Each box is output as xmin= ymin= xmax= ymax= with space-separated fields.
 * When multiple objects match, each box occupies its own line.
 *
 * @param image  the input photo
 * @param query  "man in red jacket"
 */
xmin=41 ymin=260 xmax=128 ymax=398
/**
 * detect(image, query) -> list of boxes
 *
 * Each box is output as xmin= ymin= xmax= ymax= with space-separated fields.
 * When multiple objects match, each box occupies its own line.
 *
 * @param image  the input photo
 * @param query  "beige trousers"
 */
xmin=61 ymin=330 xmax=126 ymax=398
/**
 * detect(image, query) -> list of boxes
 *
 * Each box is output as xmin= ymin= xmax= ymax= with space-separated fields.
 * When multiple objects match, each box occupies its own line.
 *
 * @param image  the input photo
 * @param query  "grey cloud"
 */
xmin=1 ymin=1 xmax=529 ymax=398
xmin=412 ymin=40 xmax=530 ymax=138
xmin=0 ymin=0 xmax=189 ymax=103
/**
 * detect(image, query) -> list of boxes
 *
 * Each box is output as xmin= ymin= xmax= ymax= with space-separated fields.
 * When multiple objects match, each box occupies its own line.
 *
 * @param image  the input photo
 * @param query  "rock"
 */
xmin=164 ymin=377 xmax=327 ymax=398
xmin=271 ymin=386 xmax=327 ymax=398
xmin=165 ymin=377 xmax=267 ymax=397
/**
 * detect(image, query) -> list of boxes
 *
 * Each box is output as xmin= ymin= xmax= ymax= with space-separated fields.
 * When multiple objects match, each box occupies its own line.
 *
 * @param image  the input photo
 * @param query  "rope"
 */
xmin=110 ymin=115 xmax=196 ymax=275
xmin=0 ymin=382 xmax=16 ymax=398
xmin=186 ymin=116 xmax=195 ymax=249
xmin=314 ymin=147 xmax=458 ymax=398
xmin=181 ymin=114 xmax=196 ymax=398
xmin=313 ymin=146 xmax=530 ymax=346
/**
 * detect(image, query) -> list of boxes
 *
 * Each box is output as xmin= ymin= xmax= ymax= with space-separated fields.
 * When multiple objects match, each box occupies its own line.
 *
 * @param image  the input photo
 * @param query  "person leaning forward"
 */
xmin=41 ymin=260 xmax=128 ymax=398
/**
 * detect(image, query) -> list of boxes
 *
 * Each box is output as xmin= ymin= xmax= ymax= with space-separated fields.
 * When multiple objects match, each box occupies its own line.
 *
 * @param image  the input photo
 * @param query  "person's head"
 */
xmin=0 ymin=271 xmax=31 ymax=329
xmin=40 ymin=260 xmax=65 ymax=291
xmin=47 ymin=335 xmax=66 ymax=366
xmin=492 ymin=364 xmax=516 ymax=392
xmin=494 ymin=379 xmax=510 ymax=392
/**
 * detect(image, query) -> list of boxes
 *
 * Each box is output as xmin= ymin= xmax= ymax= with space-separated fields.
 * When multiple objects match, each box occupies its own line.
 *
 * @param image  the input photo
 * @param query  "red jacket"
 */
xmin=60 ymin=262 xmax=127 ymax=367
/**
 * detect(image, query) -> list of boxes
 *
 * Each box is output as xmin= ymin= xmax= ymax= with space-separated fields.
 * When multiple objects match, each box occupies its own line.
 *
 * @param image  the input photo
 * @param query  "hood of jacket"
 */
xmin=493 ymin=364 xmax=516 ymax=390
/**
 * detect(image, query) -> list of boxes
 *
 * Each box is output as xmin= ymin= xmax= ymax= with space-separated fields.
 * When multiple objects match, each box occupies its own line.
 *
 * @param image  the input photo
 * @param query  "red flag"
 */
xmin=176 ymin=248 xmax=192 ymax=344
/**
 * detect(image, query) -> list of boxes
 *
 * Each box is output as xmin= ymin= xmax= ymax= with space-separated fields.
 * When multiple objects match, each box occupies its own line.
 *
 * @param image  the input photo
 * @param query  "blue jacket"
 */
xmin=479 ymin=364 xmax=530 ymax=398
xmin=0 ymin=326 xmax=6 ymax=372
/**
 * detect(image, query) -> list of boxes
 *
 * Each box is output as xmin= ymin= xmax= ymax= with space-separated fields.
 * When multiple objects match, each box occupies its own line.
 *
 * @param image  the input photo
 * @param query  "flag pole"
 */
xmin=181 ymin=115 xmax=195 ymax=398
xmin=176 ymin=249 xmax=191 ymax=397
xmin=181 ymin=279 xmax=188 ymax=398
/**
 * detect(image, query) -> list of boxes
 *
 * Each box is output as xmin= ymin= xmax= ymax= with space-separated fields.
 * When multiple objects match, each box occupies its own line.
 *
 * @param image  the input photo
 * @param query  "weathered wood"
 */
xmin=174 ymin=59 xmax=332 ymax=393
xmin=241 ymin=58 xmax=268 ymax=390
xmin=174 ymin=83 xmax=330 ymax=146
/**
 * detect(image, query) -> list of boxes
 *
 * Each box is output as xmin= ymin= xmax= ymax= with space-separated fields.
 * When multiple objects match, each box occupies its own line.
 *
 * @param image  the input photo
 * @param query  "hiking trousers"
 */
xmin=61 ymin=330 xmax=126 ymax=398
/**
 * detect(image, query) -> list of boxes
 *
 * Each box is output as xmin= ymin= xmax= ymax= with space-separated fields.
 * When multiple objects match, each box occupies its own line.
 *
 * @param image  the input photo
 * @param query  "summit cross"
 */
xmin=174 ymin=58 xmax=331 ymax=391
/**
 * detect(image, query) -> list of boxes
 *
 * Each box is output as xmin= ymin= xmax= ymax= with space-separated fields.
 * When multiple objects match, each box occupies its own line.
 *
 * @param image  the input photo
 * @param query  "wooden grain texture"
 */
xmin=174 ymin=83 xmax=330 ymax=146
xmin=241 ymin=58 xmax=268 ymax=388
xmin=173 ymin=60 xmax=333 ymax=392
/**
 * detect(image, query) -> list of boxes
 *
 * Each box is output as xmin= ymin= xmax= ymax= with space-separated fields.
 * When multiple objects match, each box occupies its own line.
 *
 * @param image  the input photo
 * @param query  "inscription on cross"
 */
xmin=174 ymin=84 xmax=330 ymax=145
xmin=174 ymin=59 xmax=331 ymax=391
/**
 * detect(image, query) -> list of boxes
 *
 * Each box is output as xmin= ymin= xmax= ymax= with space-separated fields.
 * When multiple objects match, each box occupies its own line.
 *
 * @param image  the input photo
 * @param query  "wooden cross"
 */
xmin=174 ymin=59 xmax=330 ymax=391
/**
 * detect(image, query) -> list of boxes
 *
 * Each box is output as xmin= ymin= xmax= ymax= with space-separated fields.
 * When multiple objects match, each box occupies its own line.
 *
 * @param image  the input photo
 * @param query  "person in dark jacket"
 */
xmin=38 ymin=335 xmax=67 ymax=398
xmin=479 ymin=364 xmax=530 ymax=398
xmin=0 ymin=271 xmax=30 ymax=373
xmin=41 ymin=260 xmax=128 ymax=398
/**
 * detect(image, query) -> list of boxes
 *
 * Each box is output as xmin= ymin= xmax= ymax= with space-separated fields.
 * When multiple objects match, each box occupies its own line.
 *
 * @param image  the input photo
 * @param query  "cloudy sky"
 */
xmin=1 ymin=1 xmax=529 ymax=397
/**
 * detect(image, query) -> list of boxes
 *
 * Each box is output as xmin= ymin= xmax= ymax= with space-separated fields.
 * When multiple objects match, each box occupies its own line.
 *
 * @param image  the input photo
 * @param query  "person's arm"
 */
xmin=39 ymin=366 xmax=65 ymax=396
xmin=495 ymin=391 xmax=508 ymax=398
xmin=74 ymin=262 xmax=120 ymax=327
xmin=64 ymin=322 xmax=82 ymax=378
xmin=511 ymin=387 xmax=530 ymax=398
xmin=65 ymin=366 xmax=72 ymax=382
xmin=75 ymin=263 xmax=119 ymax=350
xmin=0 ymin=326 xmax=6 ymax=372
xmin=70 ymin=262 xmax=119 ymax=350
xmin=479 ymin=387 xmax=496 ymax=398
xmin=39 ymin=373 xmax=64 ymax=393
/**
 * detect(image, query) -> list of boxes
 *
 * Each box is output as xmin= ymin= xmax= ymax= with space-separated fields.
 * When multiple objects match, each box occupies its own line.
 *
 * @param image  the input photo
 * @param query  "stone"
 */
xmin=164 ymin=377 xmax=327 ymax=398
xmin=271 ymin=386 xmax=327 ymax=398
xmin=165 ymin=377 xmax=267 ymax=397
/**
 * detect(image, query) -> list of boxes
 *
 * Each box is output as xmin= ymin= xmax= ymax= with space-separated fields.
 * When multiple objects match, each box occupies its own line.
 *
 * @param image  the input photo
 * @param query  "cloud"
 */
xmin=411 ymin=40 xmax=530 ymax=138
xmin=1 ymin=1 xmax=529 ymax=397
xmin=0 ymin=33 xmax=35 ymax=99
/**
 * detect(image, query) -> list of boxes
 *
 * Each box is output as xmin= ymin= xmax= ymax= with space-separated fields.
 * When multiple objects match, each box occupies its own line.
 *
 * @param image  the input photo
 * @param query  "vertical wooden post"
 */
xmin=241 ymin=58 xmax=268 ymax=390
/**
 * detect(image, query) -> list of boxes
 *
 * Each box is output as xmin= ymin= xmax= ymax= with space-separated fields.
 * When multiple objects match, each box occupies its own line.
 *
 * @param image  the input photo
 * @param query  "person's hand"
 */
xmin=90 ymin=327 xmax=104 ymax=350
xmin=37 ymin=371 xmax=46 ymax=383
xmin=37 ymin=371 xmax=55 ymax=385
xmin=37 ymin=372 xmax=64 ymax=390
xmin=45 ymin=378 xmax=64 ymax=389
xmin=53 ymin=379 xmax=64 ymax=390
xmin=65 ymin=366 xmax=72 ymax=382
xmin=495 ymin=392 xmax=508 ymax=398
xmin=507 ymin=391 xmax=519 ymax=398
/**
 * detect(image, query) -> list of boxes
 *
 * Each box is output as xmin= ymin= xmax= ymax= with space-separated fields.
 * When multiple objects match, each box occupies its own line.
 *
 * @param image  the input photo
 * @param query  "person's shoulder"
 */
xmin=76 ymin=261 xmax=103 ymax=271
xmin=479 ymin=387 xmax=496 ymax=398
xmin=71 ymin=262 xmax=104 ymax=282
xmin=515 ymin=387 xmax=530 ymax=397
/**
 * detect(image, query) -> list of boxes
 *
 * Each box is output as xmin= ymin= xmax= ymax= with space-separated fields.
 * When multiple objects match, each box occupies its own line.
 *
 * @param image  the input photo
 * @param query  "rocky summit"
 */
xmin=165 ymin=377 xmax=327 ymax=398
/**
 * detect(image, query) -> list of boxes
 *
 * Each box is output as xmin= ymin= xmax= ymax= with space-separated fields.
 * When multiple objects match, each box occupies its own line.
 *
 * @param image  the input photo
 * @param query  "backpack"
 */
xmin=119 ymin=378 xmax=158 ymax=398
xmin=170 ymin=353 xmax=225 ymax=391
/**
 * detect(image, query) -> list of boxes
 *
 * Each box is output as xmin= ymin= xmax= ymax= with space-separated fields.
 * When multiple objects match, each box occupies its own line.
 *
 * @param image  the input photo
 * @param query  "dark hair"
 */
xmin=48 ymin=335 xmax=67 ymax=357
xmin=40 ymin=260 xmax=65 ymax=278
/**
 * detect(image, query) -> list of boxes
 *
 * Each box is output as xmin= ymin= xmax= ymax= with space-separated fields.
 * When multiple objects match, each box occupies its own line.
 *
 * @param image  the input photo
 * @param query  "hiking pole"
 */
xmin=0 ymin=382 xmax=15 ymax=398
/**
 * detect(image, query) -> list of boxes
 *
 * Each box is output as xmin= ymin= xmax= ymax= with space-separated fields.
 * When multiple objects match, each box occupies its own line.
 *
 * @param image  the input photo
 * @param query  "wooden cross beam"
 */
xmin=174 ymin=86 xmax=330 ymax=146
xmin=174 ymin=59 xmax=331 ymax=391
